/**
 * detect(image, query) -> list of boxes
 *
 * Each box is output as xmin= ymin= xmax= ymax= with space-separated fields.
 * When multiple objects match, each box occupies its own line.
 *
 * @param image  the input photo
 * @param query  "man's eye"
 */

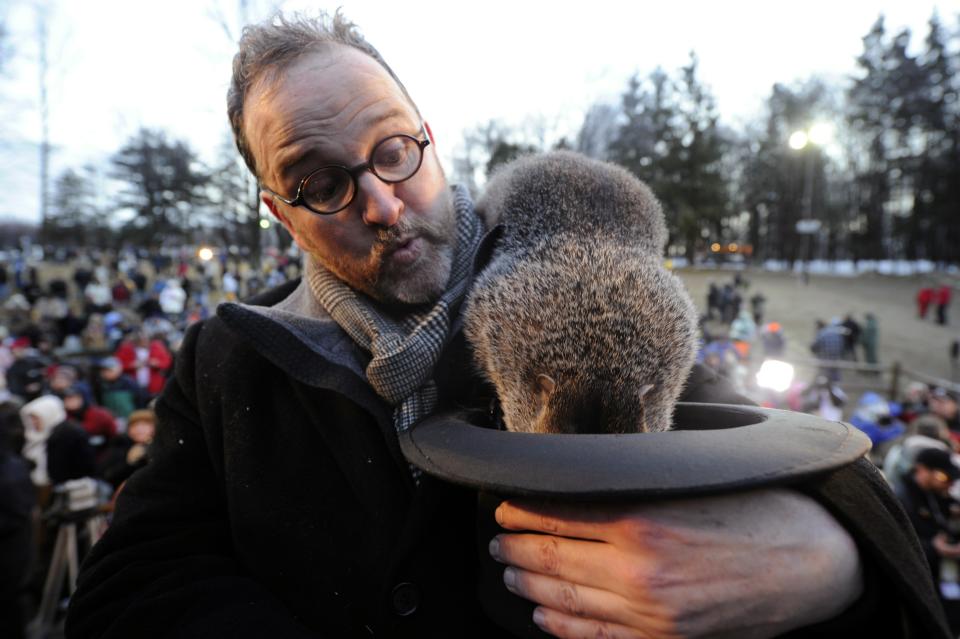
xmin=304 ymin=173 xmax=346 ymax=203
xmin=375 ymin=140 xmax=409 ymax=167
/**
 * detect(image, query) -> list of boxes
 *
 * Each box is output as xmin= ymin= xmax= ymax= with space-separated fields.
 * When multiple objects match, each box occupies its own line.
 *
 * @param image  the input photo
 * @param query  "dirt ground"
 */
xmin=676 ymin=268 xmax=960 ymax=390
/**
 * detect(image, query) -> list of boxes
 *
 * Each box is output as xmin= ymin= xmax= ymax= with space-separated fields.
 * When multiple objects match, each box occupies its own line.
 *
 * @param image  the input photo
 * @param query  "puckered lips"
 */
xmin=385 ymin=235 xmax=423 ymax=267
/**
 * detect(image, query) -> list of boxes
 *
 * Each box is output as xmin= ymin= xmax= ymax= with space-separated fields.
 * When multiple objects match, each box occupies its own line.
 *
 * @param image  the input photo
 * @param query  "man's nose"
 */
xmin=357 ymin=172 xmax=403 ymax=227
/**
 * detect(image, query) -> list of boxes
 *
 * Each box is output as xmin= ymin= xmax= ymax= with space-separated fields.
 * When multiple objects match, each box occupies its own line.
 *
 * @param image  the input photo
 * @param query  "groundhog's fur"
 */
xmin=464 ymin=151 xmax=698 ymax=434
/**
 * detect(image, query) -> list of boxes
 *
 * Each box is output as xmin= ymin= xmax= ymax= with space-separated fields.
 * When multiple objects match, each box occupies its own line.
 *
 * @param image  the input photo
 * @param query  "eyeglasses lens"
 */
xmin=302 ymin=168 xmax=355 ymax=214
xmin=372 ymin=135 xmax=421 ymax=181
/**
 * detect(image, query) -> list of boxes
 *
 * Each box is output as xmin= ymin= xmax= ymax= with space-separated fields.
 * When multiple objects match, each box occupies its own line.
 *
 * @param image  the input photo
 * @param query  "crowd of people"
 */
xmin=699 ymin=273 xmax=960 ymax=634
xmin=0 ymin=244 xmax=300 ymax=637
xmin=877 ymin=384 xmax=960 ymax=633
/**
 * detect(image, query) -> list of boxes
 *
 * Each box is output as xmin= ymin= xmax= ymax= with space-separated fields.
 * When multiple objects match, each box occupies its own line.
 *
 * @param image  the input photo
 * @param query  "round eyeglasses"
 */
xmin=262 ymin=132 xmax=431 ymax=215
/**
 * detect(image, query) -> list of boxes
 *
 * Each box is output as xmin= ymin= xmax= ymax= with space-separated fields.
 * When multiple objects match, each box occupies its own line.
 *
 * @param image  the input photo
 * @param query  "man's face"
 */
xmin=931 ymin=396 xmax=959 ymax=420
xmin=914 ymin=464 xmax=950 ymax=492
xmin=63 ymin=394 xmax=83 ymax=412
xmin=245 ymin=46 xmax=456 ymax=306
xmin=128 ymin=419 xmax=155 ymax=444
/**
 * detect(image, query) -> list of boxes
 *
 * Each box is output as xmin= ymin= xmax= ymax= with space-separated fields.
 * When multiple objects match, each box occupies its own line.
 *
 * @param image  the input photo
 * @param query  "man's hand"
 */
xmin=489 ymin=489 xmax=862 ymax=639
xmin=933 ymin=533 xmax=960 ymax=559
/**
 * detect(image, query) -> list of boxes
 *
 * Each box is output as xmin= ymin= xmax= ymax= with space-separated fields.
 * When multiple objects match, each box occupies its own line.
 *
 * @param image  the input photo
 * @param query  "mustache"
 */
xmin=372 ymin=217 xmax=443 ymax=254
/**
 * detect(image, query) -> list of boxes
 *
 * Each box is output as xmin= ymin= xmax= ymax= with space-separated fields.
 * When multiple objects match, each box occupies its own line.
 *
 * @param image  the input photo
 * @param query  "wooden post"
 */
xmin=889 ymin=361 xmax=901 ymax=400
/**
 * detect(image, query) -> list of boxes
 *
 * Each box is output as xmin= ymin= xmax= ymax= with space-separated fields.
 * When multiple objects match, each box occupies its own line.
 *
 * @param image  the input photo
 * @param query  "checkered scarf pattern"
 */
xmin=307 ymin=185 xmax=483 ymax=440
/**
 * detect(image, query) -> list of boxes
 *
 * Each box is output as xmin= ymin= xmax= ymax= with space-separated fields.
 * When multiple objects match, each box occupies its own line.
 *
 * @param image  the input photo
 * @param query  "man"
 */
xmin=902 ymin=448 xmax=960 ymax=634
xmin=810 ymin=319 xmax=844 ymax=382
xmin=930 ymin=388 xmax=960 ymax=435
xmin=66 ymin=12 xmax=947 ymax=639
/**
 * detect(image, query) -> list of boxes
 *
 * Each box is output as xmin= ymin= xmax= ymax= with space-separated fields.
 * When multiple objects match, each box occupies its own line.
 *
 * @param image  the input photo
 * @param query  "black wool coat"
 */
xmin=66 ymin=279 xmax=950 ymax=638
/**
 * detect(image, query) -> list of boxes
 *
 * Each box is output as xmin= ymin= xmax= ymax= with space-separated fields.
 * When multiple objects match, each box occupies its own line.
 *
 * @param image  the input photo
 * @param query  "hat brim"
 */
xmin=401 ymin=403 xmax=870 ymax=499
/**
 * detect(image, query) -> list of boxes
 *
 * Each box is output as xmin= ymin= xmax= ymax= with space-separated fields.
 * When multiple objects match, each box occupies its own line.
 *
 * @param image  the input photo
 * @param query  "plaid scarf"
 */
xmin=307 ymin=185 xmax=483 ymax=440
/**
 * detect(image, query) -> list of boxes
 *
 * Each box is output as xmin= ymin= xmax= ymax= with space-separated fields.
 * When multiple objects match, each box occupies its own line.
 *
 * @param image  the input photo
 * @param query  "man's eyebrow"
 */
xmin=276 ymin=108 xmax=417 ymax=183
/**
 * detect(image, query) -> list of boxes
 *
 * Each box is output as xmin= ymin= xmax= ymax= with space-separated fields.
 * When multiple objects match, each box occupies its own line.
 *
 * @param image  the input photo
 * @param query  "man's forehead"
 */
xmin=244 ymin=47 xmax=419 ymax=181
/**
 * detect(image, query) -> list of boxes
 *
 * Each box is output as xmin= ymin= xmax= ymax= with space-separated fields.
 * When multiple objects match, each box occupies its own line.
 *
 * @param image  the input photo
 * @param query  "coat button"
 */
xmin=391 ymin=582 xmax=421 ymax=616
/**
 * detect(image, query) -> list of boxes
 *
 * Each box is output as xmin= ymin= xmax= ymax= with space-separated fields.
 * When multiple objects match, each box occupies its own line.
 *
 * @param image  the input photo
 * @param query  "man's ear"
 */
xmin=423 ymin=120 xmax=435 ymax=146
xmin=261 ymin=192 xmax=297 ymax=241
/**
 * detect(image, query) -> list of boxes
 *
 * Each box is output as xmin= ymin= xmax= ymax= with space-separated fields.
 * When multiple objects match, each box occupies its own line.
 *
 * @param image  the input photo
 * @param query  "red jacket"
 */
xmin=936 ymin=286 xmax=952 ymax=305
xmin=115 ymin=339 xmax=173 ymax=396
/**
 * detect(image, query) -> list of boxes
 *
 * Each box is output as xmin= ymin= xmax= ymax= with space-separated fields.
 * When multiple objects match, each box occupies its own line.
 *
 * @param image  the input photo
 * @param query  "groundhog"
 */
xmin=464 ymin=151 xmax=698 ymax=434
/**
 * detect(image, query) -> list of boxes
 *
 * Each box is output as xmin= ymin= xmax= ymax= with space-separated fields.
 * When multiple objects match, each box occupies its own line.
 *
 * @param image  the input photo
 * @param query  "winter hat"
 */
xmin=931 ymin=387 xmax=959 ymax=403
xmin=21 ymin=395 xmax=67 ymax=439
xmin=915 ymin=447 xmax=960 ymax=480
xmin=11 ymin=336 xmax=31 ymax=350
xmin=99 ymin=357 xmax=122 ymax=371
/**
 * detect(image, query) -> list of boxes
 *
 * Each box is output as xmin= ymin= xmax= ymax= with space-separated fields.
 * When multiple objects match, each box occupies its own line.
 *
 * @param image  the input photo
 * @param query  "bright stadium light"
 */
xmin=808 ymin=122 xmax=835 ymax=146
xmin=259 ymin=218 xmax=271 ymax=229
xmin=788 ymin=131 xmax=809 ymax=150
xmin=198 ymin=247 xmax=214 ymax=261
xmin=756 ymin=360 xmax=795 ymax=393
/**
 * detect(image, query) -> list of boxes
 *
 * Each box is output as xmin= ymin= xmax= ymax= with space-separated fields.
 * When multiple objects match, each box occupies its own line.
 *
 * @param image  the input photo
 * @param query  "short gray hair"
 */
xmin=227 ymin=10 xmax=420 ymax=178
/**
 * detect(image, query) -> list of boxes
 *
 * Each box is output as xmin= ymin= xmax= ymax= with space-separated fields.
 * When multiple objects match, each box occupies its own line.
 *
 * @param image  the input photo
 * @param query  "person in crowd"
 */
xmin=860 ymin=312 xmax=879 ymax=366
xmin=0 ymin=261 xmax=9 ymax=301
xmin=65 ymin=12 xmax=949 ymax=639
xmin=901 ymin=381 xmax=931 ymax=423
xmin=884 ymin=414 xmax=954 ymax=501
xmin=72 ymin=264 xmax=93 ymax=301
xmin=840 ymin=314 xmax=861 ymax=361
xmin=749 ymin=291 xmax=766 ymax=326
xmin=5 ymin=337 xmax=49 ymax=401
xmin=951 ymin=338 xmax=959 ymax=374
xmin=97 ymin=408 xmax=155 ymax=489
xmin=937 ymin=285 xmax=953 ymax=326
xmin=222 ymin=270 xmax=239 ymax=302
xmin=706 ymin=281 xmax=720 ymax=320
xmin=811 ymin=319 xmax=845 ymax=382
xmin=158 ymin=278 xmax=187 ymax=321
xmin=728 ymin=308 xmax=756 ymax=360
xmin=83 ymin=277 xmax=113 ymax=315
xmin=62 ymin=385 xmax=117 ymax=458
xmin=114 ymin=329 xmax=173 ymax=398
xmin=95 ymin=357 xmax=144 ymax=424
xmin=918 ymin=286 xmax=934 ymax=320
xmin=902 ymin=448 xmax=960 ymax=634
xmin=20 ymin=394 xmax=95 ymax=486
xmin=111 ymin=276 xmax=132 ymax=306
xmin=0 ymin=399 xmax=35 ymax=639
xmin=759 ymin=320 xmax=786 ymax=357
xmin=45 ymin=364 xmax=94 ymax=406
xmin=930 ymin=388 xmax=960 ymax=435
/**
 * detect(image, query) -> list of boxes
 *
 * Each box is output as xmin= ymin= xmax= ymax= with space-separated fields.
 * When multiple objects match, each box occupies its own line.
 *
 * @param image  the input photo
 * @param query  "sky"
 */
xmin=0 ymin=0 xmax=957 ymax=223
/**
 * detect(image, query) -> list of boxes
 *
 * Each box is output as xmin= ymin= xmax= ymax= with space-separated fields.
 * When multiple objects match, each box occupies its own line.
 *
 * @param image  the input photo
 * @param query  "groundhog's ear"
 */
xmin=535 ymin=374 xmax=556 ymax=406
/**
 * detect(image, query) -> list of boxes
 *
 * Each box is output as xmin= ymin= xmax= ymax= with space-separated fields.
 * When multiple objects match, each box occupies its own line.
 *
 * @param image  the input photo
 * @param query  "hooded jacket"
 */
xmin=21 ymin=394 xmax=67 ymax=486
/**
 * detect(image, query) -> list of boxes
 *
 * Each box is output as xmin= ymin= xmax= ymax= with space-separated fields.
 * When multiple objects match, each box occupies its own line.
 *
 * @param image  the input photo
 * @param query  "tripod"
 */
xmin=27 ymin=508 xmax=107 ymax=639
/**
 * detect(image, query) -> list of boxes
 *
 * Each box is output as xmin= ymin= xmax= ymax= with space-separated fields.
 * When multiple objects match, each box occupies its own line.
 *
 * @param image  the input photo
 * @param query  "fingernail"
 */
xmin=533 ymin=607 xmax=546 ymax=629
xmin=495 ymin=503 xmax=505 ymax=526
xmin=489 ymin=536 xmax=502 ymax=561
xmin=503 ymin=567 xmax=517 ymax=591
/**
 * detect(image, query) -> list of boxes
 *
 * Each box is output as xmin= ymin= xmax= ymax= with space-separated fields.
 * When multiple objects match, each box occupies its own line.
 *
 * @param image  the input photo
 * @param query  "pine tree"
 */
xmin=847 ymin=16 xmax=892 ymax=261
xmin=110 ymin=128 xmax=210 ymax=244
